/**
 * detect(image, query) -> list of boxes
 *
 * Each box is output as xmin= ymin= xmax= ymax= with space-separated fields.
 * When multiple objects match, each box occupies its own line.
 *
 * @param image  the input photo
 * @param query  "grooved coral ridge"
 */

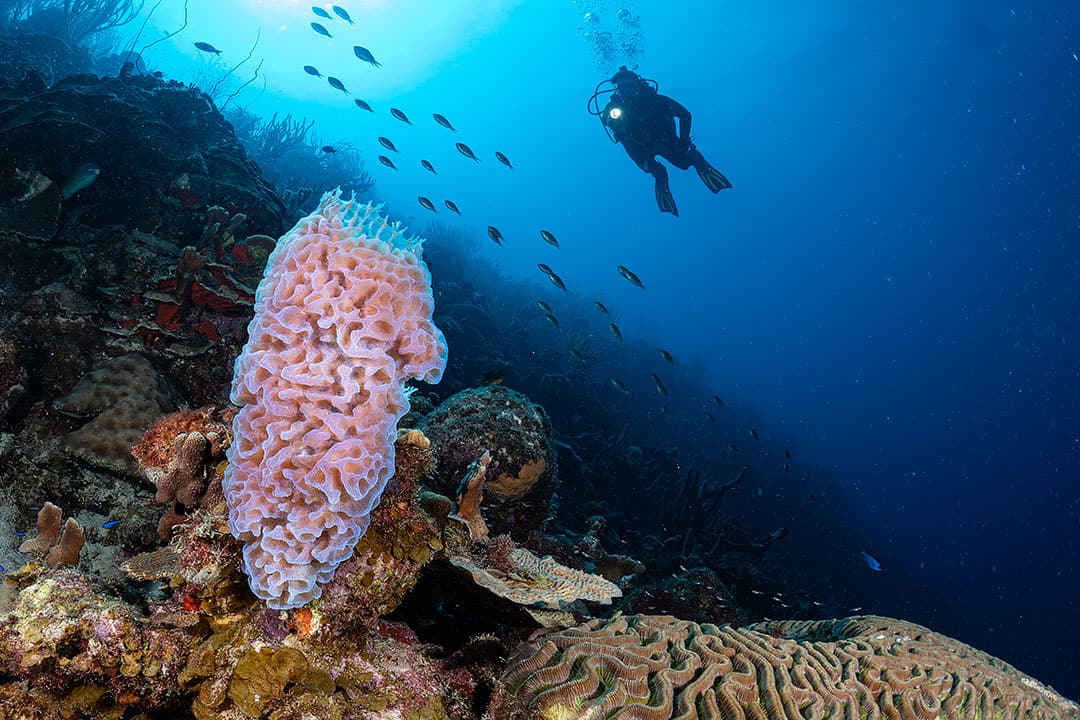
xmin=224 ymin=190 xmax=447 ymax=609
xmin=490 ymin=614 xmax=1080 ymax=720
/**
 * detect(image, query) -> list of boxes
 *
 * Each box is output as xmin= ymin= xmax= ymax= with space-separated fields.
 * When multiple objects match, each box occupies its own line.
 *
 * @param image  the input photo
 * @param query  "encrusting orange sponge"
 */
xmin=224 ymin=191 xmax=447 ymax=609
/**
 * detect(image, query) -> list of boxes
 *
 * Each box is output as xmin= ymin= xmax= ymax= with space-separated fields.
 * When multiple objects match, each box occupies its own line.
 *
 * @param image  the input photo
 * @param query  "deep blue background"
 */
xmin=150 ymin=0 xmax=1079 ymax=699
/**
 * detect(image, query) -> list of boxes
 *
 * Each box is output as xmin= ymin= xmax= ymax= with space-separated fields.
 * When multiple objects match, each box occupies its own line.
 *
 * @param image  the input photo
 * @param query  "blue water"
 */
xmin=144 ymin=0 xmax=1078 ymax=698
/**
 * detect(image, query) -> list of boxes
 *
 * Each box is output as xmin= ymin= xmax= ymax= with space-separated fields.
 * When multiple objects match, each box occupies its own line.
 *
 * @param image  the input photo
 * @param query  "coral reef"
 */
xmin=17 ymin=501 xmax=85 ymax=568
xmin=490 ymin=614 xmax=1080 ymax=720
xmin=422 ymin=386 xmax=557 ymax=539
xmin=225 ymin=191 xmax=447 ymax=609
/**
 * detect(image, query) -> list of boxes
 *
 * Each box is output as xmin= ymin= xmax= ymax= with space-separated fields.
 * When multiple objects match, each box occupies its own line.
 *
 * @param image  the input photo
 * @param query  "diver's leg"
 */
xmin=646 ymin=159 xmax=678 ymax=217
xmin=686 ymin=147 xmax=732 ymax=193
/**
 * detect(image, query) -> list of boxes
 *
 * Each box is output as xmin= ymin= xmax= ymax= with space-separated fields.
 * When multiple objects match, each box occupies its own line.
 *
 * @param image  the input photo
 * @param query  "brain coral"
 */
xmin=224 ymin=191 xmax=447 ymax=609
xmin=490 ymin=614 xmax=1080 ymax=720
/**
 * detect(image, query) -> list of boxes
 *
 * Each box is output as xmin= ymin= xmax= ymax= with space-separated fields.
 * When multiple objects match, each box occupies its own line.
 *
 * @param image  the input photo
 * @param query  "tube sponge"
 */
xmin=224 ymin=191 xmax=447 ymax=609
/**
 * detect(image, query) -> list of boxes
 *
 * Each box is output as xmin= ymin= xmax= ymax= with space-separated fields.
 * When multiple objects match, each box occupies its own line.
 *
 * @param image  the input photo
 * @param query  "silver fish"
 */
xmin=60 ymin=162 xmax=100 ymax=199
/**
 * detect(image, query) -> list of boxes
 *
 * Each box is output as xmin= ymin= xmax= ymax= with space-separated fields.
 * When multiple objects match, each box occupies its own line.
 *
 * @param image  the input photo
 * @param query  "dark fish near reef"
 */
xmin=609 ymin=322 xmax=623 ymax=341
xmin=455 ymin=142 xmax=480 ymax=162
xmin=312 ymin=6 xmax=331 ymax=19
xmin=540 ymin=230 xmax=559 ymax=248
xmin=729 ymin=442 xmax=740 ymax=453
xmin=303 ymin=65 xmax=323 ymax=77
xmin=713 ymin=395 xmax=725 ymax=407
xmin=660 ymin=349 xmax=675 ymax=364
xmin=594 ymin=301 xmax=609 ymax=314
xmin=354 ymin=45 xmax=381 ymax=67
xmin=332 ymin=5 xmax=353 ymax=23
xmin=478 ymin=371 xmax=504 ymax=386
xmin=861 ymin=550 xmax=883 ymax=571
xmin=421 ymin=159 xmax=437 ymax=174
xmin=102 ymin=519 xmax=121 ymax=529
xmin=537 ymin=263 xmax=554 ymax=275
xmin=487 ymin=226 xmax=503 ymax=246
xmin=433 ymin=113 xmax=456 ymax=131
xmin=377 ymin=155 xmax=397 ymax=170
xmin=545 ymin=270 xmax=568 ymax=292
xmin=651 ymin=373 xmax=669 ymax=397
xmin=544 ymin=313 xmax=560 ymax=328
xmin=617 ymin=265 xmax=645 ymax=289
xmin=444 ymin=199 xmax=461 ymax=215
xmin=611 ymin=377 xmax=629 ymax=393
xmin=327 ymin=76 xmax=347 ymax=93
xmin=311 ymin=22 xmax=332 ymax=37
xmin=495 ymin=151 xmax=514 ymax=169
xmin=751 ymin=428 xmax=759 ymax=440
xmin=321 ymin=145 xmax=336 ymax=153
xmin=354 ymin=98 xmax=373 ymax=112
xmin=194 ymin=41 xmax=222 ymax=54
xmin=536 ymin=300 xmax=552 ymax=314
xmin=390 ymin=107 xmax=412 ymax=124
xmin=785 ymin=449 xmax=792 ymax=459
xmin=60 ymin=162 xmax=100 ymax=199
xmin=377 ymin=136 xmax=398 ymax=153
xmin=418 ymin=196 xmax=438 ymax=213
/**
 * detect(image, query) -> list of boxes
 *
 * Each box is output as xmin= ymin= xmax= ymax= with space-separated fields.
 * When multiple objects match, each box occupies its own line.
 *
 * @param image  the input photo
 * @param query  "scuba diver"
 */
xmin=588 ymin=66 xmax=731 ymax=216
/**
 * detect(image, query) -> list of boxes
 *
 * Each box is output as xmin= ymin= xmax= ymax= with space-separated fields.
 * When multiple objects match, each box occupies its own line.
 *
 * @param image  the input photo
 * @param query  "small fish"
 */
xmin=785 ymin=449 xmax=792 ymax=459
xmin=861 ymin=550 xmax=883 ymax=572
xmin=609 ymin=322 xmax=623 ymax=341
xmin=418 ymin=196 xmax=438 ymax=213
xmin=705 ymin=412 xmax=715 ymax=422
xmin=850 ymin=606 xmax=863 ymax=613
xmin=594 ymin=301 xmax=609 ymax=314
xmin=455 ymin=142 xmax=480 ymax=162
xmin=651 ymin=373 xmax=668 ymax=397
xmin=390 ymin=107 xmax=412 ymax=124
xmin=353 ymin=45 xmax=381 ymax=67
xmin=546 ymin=271 xmax=568 ymax=292
xmin=660 ymin=405 xmax=670 ymax=415
xmin=768 ymin=528 xmax=788 ymax=542
xmin=540 ymin=230 xmax=559 ymax=248
xmin=354 ymin=98 xmax=373 ymax=112
xmin=487 ymin=226 xmax=503 ymax=246
xmin=332 ymin=5 xmax=353 ymax=23
xmin=432 ymin=113 xmax=456 ymax=131
xmin=312 ymin=6 xmax=331 ymax=19
xmin=377 ymin=155 xmax=397 ymax=170
xmin=569 ymin=347 xmax=586 ymax=363
xmin=544 ymin=313 xmax=560 ymax=328
xmin=661 ymin=349 xmax=675 ymax=364
xmin=495 ymin=151 xmax=514 ymax=169
xmin=327 ymin=76 xmax=347 ymax=93
xmin=194 ymin=41 xmax=222 ymax=54
xmin=444 ymin=199 xmax=461 ymax=215
xmin=14 ymin=531 xmax=25 ymax=537
xmin=102 ymin=519 xmax=121 ymax=529
xmin=478 ymin=371 xmax=504 ymax=386
xmin=321 ymin=145 xmax=336 ymax=154
xmin=536 ymin=300 xmax=552 ymax=314
xmin=729 ymin=442 xmax=740 ymax=453
xmin=421 ymin=159 xmax=437 ymax=174
xmin=303 ymin=65 xmax=323 ymax=77
xmin=377 ymin=136 xmax=398 ymax=153
xmin=617 ymin=265 xmax=645 ymax=289
xmin=750 ymin=428 xmax=759 ymax=440
xmin=537 ymin=263 xmax=554 ymax=275
xmin=610 ymin=377 xmax=629 ymax=393
xmin=713 ymin=395 xmax=725 ymax=407
xmin=750 ymin=589 xmax=764 ymax=595
xmin=60 ymin=162 xmax=100 ymax=199
xmin=311 ymin=22 xmax=332 ymax=37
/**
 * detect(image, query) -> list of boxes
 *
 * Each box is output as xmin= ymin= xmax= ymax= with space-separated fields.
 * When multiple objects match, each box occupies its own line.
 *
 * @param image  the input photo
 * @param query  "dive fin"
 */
xmin=697 ymin=163 xmax=732 ymax=193
xmin=655 ymin=182 xmax=679 ymax=217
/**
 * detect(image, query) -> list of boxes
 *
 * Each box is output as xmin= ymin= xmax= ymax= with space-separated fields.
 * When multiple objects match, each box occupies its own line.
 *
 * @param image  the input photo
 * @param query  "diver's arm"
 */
xmin=664 ymin=96 xmax=692 ymax=144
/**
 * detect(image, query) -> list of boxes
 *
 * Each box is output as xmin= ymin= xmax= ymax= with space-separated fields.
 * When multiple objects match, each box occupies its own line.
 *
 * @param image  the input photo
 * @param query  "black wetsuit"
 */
xmin=601 ymin=85 xmax=727 ymax=215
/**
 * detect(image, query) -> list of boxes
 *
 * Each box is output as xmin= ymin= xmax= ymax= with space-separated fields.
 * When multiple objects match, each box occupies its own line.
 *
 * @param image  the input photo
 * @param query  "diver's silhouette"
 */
xmin=589 ymin=66 xmax=731 ymax=217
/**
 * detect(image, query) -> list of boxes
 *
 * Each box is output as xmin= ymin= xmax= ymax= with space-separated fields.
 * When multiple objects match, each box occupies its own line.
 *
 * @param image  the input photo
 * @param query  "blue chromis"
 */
xmin=861 ymin=550 xmax=883 ymax=571
xmin=102 ymin=519 xmax=121 ymax=529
